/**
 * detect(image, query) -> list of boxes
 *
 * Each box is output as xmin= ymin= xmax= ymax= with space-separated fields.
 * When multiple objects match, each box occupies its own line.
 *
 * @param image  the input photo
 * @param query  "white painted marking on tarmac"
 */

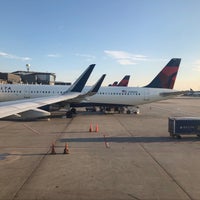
xmin=23 ymin=124 xmax=41 ymax=135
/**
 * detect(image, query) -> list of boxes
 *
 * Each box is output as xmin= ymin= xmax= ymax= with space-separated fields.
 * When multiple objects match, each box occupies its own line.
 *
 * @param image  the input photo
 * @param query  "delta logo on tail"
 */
xmin=145 ymin=58 xmax=181 ymax=89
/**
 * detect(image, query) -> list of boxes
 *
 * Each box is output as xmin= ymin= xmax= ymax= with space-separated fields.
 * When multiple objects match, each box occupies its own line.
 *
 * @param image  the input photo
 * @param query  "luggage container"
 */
xmin=168 ymin=117 xmax=200 ymax=139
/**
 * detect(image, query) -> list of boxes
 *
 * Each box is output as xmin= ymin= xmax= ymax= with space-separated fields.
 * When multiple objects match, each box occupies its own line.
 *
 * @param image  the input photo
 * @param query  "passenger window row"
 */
xmin=99 ymin=92 xmax=141 ymax=95
xmin=0 ymin=90 xmax=64 ymax=94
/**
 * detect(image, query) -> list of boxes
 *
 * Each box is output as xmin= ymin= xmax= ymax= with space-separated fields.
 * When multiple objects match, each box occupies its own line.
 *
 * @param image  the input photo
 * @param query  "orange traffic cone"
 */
xmin=50 ymin=143 xmax=56 ymax=154
xmin=63 ymin=143 xmax=69 ymax=154
xmin=89 ymin=123 xmax=93 ymax=132
xmin=95 ymin=124 xmax=99 ymax=132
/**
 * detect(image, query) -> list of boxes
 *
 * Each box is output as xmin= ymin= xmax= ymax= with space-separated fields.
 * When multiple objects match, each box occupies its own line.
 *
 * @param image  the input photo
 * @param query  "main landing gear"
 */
xmin=66 ymin=108 xmax=77 ymax=118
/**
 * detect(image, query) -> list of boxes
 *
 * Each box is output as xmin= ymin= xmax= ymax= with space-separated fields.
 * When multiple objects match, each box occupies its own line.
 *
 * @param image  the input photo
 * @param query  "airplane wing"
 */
xmin=0 ymin=93 xmax=82 ymax=119
xmin=0 ymin=64 xmax=96 ymax=119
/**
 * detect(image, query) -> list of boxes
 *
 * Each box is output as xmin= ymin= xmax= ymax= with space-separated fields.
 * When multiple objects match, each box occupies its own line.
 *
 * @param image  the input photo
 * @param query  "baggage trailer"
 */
xmin=168 ymin=117 xmax=200 ymax=139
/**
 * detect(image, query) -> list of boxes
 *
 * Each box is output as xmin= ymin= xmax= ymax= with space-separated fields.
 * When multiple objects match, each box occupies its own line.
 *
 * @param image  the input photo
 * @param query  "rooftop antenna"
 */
xmin=26 ymin=64 xmax=30 ymax=72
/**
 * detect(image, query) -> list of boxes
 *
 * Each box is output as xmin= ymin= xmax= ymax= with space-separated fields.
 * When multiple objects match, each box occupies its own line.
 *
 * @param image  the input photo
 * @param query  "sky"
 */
xmin=0 ymin=0 xmax=200 ymax=90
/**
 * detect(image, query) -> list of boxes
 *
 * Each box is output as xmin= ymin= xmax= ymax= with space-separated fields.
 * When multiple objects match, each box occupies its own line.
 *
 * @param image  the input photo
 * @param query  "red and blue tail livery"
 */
xmin=145 ymin=58 xmax=181 ymax=89
xmin=117 ymin=75 xmax=130 ymax=86
xmin=109 ymin=75 xmax=130 ymax=87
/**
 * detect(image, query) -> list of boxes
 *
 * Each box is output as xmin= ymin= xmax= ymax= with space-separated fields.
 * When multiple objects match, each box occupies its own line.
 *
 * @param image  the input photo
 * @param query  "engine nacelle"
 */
xmin=5 ymin=109 xmax=51 ymax=120
xmin=20 ymin=109 xmax=51 ymax=120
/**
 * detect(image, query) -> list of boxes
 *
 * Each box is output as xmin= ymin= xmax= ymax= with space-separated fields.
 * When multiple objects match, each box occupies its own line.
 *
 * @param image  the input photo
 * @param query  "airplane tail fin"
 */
xmin=144 ymin=58 xmax=181 ymax=89
xmin=112 ymin=81 xmax=118 ymax=86
xmin=118 ymin=75 xmax=130 ymax=86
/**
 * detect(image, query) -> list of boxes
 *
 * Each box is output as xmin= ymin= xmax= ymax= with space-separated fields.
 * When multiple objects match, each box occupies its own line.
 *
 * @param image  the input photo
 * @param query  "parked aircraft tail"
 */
xmin=145 ymin=58 xmax=181 ymax=89
xmin=112 ymin=81 xmax=118 ymax=86
xmin=109 ymin=75 xmax=130 ymax=87
xmin=117 ymin=75 xmax=130 ymax=86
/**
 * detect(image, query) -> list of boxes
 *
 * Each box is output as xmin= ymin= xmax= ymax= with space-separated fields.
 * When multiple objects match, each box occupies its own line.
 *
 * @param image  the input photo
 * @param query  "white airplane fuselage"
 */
xmin=0 ymin=84 xmax=176 ymax=106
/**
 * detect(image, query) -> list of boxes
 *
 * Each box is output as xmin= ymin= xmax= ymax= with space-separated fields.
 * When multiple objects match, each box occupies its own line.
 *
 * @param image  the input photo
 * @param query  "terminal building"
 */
xmin=0 ymin=66 xmax=71 ymax=85
xmin=12 ymin=71 xmax=56 ymax=85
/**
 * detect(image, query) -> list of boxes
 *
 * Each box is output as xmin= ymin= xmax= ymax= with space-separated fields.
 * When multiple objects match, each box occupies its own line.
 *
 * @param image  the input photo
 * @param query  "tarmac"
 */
xmin=0 ymin=97 xmax=200 ymax=200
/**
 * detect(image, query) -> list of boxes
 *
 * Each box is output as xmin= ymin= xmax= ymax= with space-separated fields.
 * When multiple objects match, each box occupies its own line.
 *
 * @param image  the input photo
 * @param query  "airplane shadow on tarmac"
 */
xmin=60 ymin=136 xmax=200 ymax=143
xmin=2 ymin=137 xmax=200 ymax=159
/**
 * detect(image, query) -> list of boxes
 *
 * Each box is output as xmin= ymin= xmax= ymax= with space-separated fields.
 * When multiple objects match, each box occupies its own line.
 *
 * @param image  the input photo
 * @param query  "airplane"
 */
xmin=71 ymin=58 xmax=182 ymax=114
xmin=0 ymin=65 xmax=106 ymax=120
xmin=184 ymin=89 xmax=200 ymax=97
xmin=108 ymin=75 xmax=130 ymax=87
xmin=0 ymin=58 xmax=182 ymax=119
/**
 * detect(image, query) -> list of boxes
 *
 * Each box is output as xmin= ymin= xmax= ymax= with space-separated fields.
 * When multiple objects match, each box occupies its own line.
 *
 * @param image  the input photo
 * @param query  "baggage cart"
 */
xmin=168 ymin=117 xmax=200 ymax=139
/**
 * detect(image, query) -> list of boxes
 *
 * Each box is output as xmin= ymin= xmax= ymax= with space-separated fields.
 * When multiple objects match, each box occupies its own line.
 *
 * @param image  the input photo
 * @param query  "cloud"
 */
xmin=104 ymin=50 xmax=147 ymax=65
xmin=0 ymin=51 xmax=31 ymax=61
xmin=47 ymin=54 xmax=61 ymax=58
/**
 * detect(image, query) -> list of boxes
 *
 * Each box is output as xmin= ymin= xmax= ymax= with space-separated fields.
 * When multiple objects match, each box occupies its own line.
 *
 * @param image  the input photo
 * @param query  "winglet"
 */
xmin=81 ymin=74 xmax=106 ymax=98
xmin=144 ymin=58 xmax=181 ymax=89
xmin=68 ymin=64 xmax=95 ymax=92
xmin=88 ymin=74 xmax=106 ymax=95
xmin=68 ymin=74 xmax=106 ymax=103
